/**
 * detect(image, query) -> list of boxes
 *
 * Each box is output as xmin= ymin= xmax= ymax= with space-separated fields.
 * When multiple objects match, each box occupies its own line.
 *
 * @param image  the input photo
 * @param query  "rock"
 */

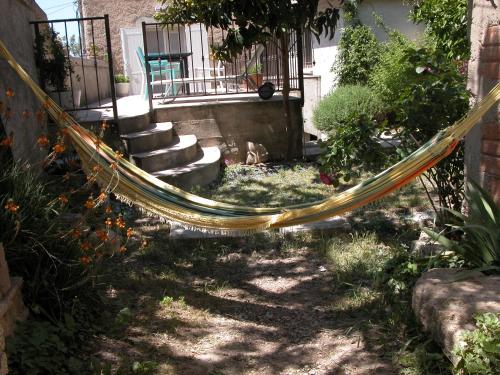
xmin=412 ymin=268 xmax=500 ymax=365
xmin=411 ymin=230 xmax=443 ymax=257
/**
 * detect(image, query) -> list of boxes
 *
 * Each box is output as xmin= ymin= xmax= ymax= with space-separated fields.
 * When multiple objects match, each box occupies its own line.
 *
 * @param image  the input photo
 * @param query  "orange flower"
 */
xmin=95 ymin=229 xmax=108 ymax=242
xmin=81 ymin=241 xmax=91 ymax=251
xmin=105 ymin=217 xmax=113 ymax=227
xmin=37 ymin=134 xmax=49 ymax=147
xmin=94 ymin=138 xmax=101 ymax=149
xmin=92 ymin=165 xmax=103 ymax=174
xmin=22 ymin=110 xmax=30 ymax=119
xmin=84 ymin=198 xmax=94 ymax=209
xmin=43 ymin=99 xmax=50 ymax=109
xmin=119 ymin=245 xmax=127 ymax=254
xmin=97 ymin=191 xmax=107 ymax=202
xmin=115 ymin=216 xmax=126 ymax=229
xmin=4 ymin=199 xmax=19 ymax=213
xmin=101 ymin=121 xmax=109 ymax=130
xmin=80 ymin=256 xmax=92 ymax=265
xmin=110 ymin=161 xmax=118 ymax=171
xmin=36 ymin=110 xmax=45 ymax=123
xmin=0 ymin=137 xmax=13 ymax=147
xmin=6 ymin=88 xmax=14 ymax=98
xmin=72 ymin=228 xmax=81 ymax=239
xmin=126 ymin=227 xmax=134 ymax=238
xmin=58 ymin=194 xmax=69 ymax=205
xmin=105 ymin=205 xmax=113 ymax=214
xmin=53 ymin=143 xmax=65 ymax=154
xmin=114 ymin=151 xmax=123 ymax=160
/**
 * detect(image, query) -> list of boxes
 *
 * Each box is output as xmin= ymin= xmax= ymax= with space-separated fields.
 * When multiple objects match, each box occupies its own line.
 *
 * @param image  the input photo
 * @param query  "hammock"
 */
xmin=1 ymin=39 xmax=500 ymax=233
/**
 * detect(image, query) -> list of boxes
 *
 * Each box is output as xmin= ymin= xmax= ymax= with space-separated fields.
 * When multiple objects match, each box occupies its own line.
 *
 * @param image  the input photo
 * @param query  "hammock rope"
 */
xmin=1 ymin=39 xmax=499 ymax=233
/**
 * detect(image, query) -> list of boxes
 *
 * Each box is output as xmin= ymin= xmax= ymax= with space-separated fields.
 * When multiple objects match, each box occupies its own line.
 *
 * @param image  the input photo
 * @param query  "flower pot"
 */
xmin=49 ymin=90 xmax=81 ymax=110
xmin=246 ymin=73 xmax=263 ymax=90
xmin=115 ymin=82 xmax=130 ymax=97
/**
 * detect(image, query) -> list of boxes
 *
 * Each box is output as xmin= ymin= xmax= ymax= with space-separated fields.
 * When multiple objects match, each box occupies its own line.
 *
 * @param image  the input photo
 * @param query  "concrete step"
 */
xmin=131 ymin=134 xmax=198 ymax=172
xmin=153 ymin=146 xmax=221 ymax=189
xmin=117 ymin=112 xmax=151 ymax=134
xmin=121 ymin=122 xmax=173 ymax=154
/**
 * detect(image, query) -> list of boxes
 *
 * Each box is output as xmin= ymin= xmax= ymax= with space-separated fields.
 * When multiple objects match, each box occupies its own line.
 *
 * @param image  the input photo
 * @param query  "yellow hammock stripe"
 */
xmin=1 ymin=39 xmax=499 ymax=232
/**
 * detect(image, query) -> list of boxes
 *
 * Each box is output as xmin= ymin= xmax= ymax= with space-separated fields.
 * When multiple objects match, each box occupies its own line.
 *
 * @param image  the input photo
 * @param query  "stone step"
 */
xmin=121 ymin=122 xmax=173 ymax=154
xmin=131 ymin=134 xmax=198 ymax=172
xmin=153 ymin=146 xmax=221 ymax=189
xmin=117 ymin=112 xmax=151 ymax=134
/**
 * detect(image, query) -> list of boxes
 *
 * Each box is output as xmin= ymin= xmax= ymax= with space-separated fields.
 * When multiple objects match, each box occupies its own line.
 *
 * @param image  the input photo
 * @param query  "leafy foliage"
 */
xmin=424 ymin=180 xmax=500 ymax=272
xmin=369 ymin=33 xmax=416 ymax=107
xmin=391 ymin=46 xmax=469 ymax=215
xmin=410 ymin=0 xmax=470 ymax=60
xmin=6 ymin=316 xmax=87 ymax=375
xmin=453 ymin=313 xmax=500 ymax=375
xmin=314 ymin=85 xmax=385 ymax=185
xmin=333 ymin=25 xmax=382 ymax=86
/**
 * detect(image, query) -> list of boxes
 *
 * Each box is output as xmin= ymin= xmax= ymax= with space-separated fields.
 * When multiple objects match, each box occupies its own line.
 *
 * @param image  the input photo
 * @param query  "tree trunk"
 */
xmin=280 ymin=33 xmax=294 ymax=160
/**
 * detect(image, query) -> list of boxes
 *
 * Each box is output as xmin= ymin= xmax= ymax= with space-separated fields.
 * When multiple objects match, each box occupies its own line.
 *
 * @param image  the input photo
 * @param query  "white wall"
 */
xmin=311 ymin=0 xmax=424 ymax=98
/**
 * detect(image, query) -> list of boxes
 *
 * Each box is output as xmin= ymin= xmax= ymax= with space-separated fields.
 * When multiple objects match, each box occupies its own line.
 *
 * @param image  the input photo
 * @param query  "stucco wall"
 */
xmin=0 ymin=0 xmax=47 ymax=165
xmin=70 ymin=57 xmax=112 ymax=106
xmin=80 ymin=0 xmax=158 ymax=73
xmin=312 ymin=0 xmax=424 ymax=97
xmin=465 ymin=0 xmax=500 ymax=204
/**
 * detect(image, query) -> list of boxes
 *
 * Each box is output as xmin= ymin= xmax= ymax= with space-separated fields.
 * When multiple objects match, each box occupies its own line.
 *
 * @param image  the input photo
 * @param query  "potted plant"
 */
xmin=114 ymin=74 xmax=130 ymax=97
xmin=35 ymin=27 xmax=81 ymax=109
xmin=246 ymin=63 xmax=263 ymax=89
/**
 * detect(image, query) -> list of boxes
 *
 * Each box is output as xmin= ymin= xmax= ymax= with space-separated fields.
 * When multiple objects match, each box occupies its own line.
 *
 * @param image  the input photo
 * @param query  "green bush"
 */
xmin=410 ymin=0 xmax=470 ymax=60
xmin=332 ymin=25 xmax=382 ymax=86
xmin=424 ymin=180 xmax=500 ymax=272
xmin=453 ymin=312 xmax=500 ymax=374
xmin=369 ymin=33 xmax=415 ymax=107
xmin=114 ymin=74 xmax=130 ymax=83
xmin=313 ymin=85 xmax=386 ymax=184
xmin=0 ymin=162 xmax=95 ymax=320
xmin=313 ymin=85 xmax=383 ymax=133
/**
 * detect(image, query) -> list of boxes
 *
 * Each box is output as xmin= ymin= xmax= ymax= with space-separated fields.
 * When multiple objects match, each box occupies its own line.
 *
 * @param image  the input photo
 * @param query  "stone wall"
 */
xmin=155 ymin=95 xmax=303 ymax=161
xmin=0 ymin=0 xmax=47 ymax=165
xmin=466 ymin=0 xmax=500 ymax=204
xmin=80 ymin=0 xmax=158 ymax=73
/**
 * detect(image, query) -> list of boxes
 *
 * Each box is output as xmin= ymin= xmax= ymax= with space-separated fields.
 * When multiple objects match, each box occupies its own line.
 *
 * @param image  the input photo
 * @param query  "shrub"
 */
xmin=313 ymin=85 xmax=383 ymax=133
xmin=369 ymin=33 xmax=415 ymax=107
xmin=114 ymin=74 xmax=130 ymax=83
xmin=453 ymin=312 xmax=500 ymax=375
xmin=313 ymin=85 xmax=386 ymax=184
xmin=410 ymin=0 xmax=470 ymax=60
xmin=424 ymin=180 xmax=500 ymax=272
xmin=332 ymin=25 xmax=382 ymax=86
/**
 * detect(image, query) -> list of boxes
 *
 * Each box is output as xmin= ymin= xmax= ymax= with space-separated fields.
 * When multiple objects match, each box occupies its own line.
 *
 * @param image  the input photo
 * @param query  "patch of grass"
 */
xmin=199 ymin=163 xmax=335 ymax=207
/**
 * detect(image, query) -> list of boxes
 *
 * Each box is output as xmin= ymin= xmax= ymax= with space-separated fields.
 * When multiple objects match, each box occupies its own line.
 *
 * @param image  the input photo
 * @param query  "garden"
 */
xmin=0 ymin=0 xmax=499 ymax=374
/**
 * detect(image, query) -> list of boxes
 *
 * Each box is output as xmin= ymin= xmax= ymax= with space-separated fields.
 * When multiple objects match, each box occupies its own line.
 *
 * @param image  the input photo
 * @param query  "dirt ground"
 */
xmin=94 ymin=242 xmax=398 ymax=375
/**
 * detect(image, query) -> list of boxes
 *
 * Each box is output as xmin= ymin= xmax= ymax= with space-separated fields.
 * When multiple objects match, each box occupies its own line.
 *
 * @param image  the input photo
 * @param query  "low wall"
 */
xmin=0 ymin=0 xmax=47 ymax=165
xmin=70 ymin=57 xmax=112 ymax=107
xmin=154 ymin=95 xmax=303 ymax=162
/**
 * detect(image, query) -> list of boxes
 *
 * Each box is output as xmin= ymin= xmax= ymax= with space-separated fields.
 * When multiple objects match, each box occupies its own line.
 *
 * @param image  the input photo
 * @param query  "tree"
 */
xmin=155 ymin=0 xmax=343 ymax=158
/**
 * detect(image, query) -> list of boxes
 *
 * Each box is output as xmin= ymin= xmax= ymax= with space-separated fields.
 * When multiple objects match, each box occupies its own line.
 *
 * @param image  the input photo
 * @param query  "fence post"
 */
xmin=296 ymin=27 xmax=305 ymax=108
xmin=142 ymin=22 xmax=154 ymax=114
xmin=104 ymin=15 xmax=118 ymax=123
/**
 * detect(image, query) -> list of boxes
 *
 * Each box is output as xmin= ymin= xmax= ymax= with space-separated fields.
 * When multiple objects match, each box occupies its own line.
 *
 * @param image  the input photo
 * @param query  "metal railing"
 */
xmin=30 ymin=15 xmax=118 ymax=123
xmin=141 ymin=22 xmax=311 ymax=109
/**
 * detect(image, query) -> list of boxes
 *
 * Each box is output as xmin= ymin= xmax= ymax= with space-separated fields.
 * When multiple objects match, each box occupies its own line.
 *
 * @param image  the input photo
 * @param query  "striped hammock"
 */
xmin=1 ymin=39 xmax=500 ymax=233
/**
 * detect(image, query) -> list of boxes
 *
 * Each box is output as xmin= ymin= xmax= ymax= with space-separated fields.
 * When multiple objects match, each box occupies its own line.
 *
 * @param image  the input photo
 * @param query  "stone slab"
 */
xmin=412 ymin=268 xmax=500 ymax=365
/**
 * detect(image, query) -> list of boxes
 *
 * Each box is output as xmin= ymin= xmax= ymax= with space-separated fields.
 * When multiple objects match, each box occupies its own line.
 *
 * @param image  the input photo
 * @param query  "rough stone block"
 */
xmin=479 ymin=45 xmax=500 ymax=62
xmin=482 ymin=122 xmax=500 ymax=141
xmin=480 ymin=154 xmax=500 ymax=177
xmin=479 ymin=62 xmax=500 ymax=79
xmin=411 ymin=231 xmax=443 ymax=257
xmin=482 ymin=139 xmax=500 ymax=156
xmin=483 ymin=24 xmax=500 ymax=46
xmin=412 ymin=268 xmax=500 ymax=365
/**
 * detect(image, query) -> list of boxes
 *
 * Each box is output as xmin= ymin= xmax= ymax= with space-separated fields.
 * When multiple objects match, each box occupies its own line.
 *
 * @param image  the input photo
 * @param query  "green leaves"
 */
xmin=424 ymin=180 xmax=500 ymax=272
xmin=454 ymin=313 xmax=500 ymax=374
